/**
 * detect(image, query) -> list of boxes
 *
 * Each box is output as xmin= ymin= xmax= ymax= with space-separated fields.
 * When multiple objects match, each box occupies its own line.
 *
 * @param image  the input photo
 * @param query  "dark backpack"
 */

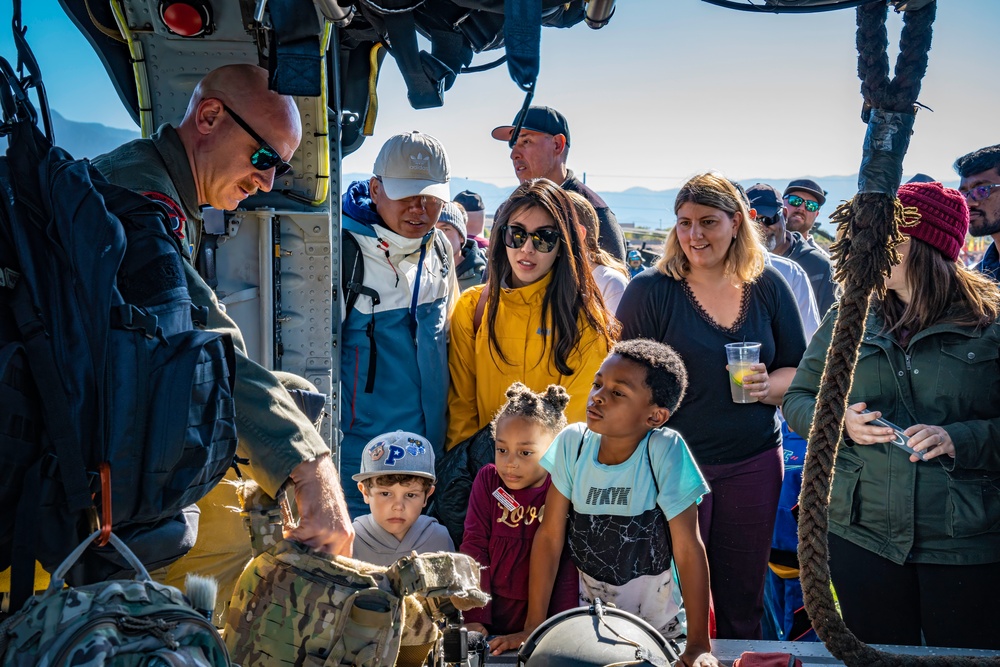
xmin=0 ymin=30 xmax=237 ymax=610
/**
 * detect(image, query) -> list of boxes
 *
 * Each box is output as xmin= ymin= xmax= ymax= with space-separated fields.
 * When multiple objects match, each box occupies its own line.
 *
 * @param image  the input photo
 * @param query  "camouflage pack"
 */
xmin=0 ymin=531 xmax=230 ymax=666
xmin=224 ymin=540 xmax=487 ymax=667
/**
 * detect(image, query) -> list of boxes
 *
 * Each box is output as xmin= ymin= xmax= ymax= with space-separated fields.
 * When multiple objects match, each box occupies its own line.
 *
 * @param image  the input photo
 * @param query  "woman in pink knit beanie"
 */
xmin=782 ymin=181 xmax=1000 ymax=649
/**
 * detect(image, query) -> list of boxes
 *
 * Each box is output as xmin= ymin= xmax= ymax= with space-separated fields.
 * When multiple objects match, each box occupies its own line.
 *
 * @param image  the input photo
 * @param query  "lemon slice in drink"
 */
xmin=732 ymin=369 xmax=752 ymax=386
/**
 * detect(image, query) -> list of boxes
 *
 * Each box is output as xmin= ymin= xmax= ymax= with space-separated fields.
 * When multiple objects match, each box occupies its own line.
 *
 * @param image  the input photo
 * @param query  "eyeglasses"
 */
xmin=501 ymin=224 xmax=561 ymax=253
xmin=962 ymin=183 xmax=1000 ymax=203
xmin=221 ymin=103 xmax=293 ymax=177
xmin=756 ymin=212 xmax=782 ymax=227
xmin=784 ymin=195 xmax=820 ymax=213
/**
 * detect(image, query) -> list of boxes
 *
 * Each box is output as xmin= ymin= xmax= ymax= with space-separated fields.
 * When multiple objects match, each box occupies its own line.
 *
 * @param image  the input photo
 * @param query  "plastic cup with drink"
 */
xmin=725 ymin=342 xmax=761 ymax=404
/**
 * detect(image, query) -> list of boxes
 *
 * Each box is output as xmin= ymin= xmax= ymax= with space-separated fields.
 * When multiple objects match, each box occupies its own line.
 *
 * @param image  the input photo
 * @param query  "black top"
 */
xmin=562 ymin=170 xmax=627 ymax=262
xmin=617 ymin=265 xmax=807 ymax=465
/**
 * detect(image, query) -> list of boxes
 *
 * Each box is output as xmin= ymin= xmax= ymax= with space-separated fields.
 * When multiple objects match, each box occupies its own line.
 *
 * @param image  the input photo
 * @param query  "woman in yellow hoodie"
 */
xmin=446 ymin=179 xmax=619 ymax=449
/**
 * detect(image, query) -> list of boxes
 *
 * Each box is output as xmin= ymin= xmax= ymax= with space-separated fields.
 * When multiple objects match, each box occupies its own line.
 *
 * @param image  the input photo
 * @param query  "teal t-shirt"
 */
xmin=542 ymin=423 xmax=709 ymax=523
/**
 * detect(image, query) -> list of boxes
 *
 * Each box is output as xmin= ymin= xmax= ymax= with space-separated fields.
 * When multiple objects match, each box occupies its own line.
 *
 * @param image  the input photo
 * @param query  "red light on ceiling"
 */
xmin=159 ymin=1 xmax=213 ymax=37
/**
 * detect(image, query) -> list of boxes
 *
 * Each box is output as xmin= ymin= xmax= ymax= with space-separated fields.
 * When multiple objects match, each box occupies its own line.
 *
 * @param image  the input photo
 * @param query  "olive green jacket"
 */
xmin=93 ymin=125 xmax=329 ymax=497
xmin=783 ymin=304 xmax=1000 ymax=566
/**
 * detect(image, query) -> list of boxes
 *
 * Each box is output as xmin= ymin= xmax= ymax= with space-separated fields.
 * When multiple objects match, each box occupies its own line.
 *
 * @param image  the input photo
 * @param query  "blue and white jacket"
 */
xmin=339 ymin=180 xmax=452 ymax=513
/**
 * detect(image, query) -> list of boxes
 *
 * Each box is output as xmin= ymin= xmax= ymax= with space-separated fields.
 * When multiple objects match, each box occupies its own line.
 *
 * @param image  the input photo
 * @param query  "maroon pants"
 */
xmin=697 ymin=446 xmax=783 ymax=640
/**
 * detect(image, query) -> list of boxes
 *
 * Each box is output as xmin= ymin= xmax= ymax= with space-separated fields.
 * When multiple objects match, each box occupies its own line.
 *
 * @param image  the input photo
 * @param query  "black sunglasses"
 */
xmin=784 ymin=194 xmax=820 ymax=213
xmin=756 ymin=212 xmax=782 ymax=227
xmin=221 ymin=103 xmax=293 ymax=177
xmin=501 ymin=224 xmax=561 ymax=253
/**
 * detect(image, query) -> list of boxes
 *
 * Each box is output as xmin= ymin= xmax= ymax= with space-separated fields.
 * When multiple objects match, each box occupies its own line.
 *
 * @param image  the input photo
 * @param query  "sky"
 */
xmin=1 ymin=1 xmax=997 ymax=194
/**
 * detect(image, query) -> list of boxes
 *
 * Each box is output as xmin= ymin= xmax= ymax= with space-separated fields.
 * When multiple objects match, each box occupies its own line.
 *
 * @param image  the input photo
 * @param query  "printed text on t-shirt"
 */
xmin=585 ymin=486 xmax=631 ymax=506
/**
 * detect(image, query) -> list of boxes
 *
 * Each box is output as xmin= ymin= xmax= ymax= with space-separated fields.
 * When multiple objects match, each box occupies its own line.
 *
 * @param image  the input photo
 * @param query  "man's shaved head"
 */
xmin=177 ymin=64 xmax=302 ymax=210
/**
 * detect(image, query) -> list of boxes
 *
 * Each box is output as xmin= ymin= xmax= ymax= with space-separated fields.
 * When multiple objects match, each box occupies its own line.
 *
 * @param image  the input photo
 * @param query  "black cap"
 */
xmin=783 ymin=179 xmax=827 ymax=206
xmin=491 ymin=106 xmax=571 ymax=146
xmin=746 ymin=183 xmax=782 ymax=215
xmin=454 ymin=190 xmax=485 ymax=212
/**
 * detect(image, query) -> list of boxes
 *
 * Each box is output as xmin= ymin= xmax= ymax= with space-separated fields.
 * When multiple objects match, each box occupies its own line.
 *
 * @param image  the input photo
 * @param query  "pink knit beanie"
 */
xmin=896 ymin=181 xmax=969 ymax=261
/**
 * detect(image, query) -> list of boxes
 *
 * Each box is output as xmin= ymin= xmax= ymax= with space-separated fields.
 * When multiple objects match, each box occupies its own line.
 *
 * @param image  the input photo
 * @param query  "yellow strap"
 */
xmin=363 ymin=44 xmax=384 ymax=137
xmin=768 ymin=562 xmax=800 ymax=580
xmin=0 ymin=562 xmax=52 ymax=594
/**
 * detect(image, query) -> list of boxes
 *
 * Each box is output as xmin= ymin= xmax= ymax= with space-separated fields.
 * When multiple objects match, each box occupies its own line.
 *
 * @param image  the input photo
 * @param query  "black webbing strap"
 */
xmin=267 ymin=0 xmax=322 ymax=97
xmin=504 ymin=0 xmax=541 ymax=92
xmin=9 ymin=457 xmax=42 ymax=612
xmin=381 ymin=12 xmax=446 ymax=109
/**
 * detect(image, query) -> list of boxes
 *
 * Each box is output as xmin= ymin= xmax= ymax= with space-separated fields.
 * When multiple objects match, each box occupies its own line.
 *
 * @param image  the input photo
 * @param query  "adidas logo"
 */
xmin=409 ymin=152 xmax=431 ymax=173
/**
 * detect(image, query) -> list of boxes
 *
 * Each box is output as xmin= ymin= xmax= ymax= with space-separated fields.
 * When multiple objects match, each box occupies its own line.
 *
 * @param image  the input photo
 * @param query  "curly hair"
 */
xmin=610 ymin=339 xmax=688 ymax=414
xmin=490 ymin=382 xmax=570 ymax=438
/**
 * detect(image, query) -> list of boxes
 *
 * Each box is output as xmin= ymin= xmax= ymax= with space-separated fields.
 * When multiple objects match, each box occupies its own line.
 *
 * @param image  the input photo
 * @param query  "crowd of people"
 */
xmin=10 ymin=63 xmax=996 ymax=664
xmin=334 ymin=108 xmax=1000 ymax=661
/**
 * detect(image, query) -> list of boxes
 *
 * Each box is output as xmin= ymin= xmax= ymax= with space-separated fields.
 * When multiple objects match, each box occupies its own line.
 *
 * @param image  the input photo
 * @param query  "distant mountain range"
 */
xmin=0 ymin=110 xmax=141 ymax=160
xmin=19 ymin=114 xmax=957 ymax=234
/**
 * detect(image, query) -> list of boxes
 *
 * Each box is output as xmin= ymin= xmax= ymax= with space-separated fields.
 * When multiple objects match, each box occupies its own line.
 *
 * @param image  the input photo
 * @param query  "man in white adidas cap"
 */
xmin=339 ymin=131 xmax=456 ymax=516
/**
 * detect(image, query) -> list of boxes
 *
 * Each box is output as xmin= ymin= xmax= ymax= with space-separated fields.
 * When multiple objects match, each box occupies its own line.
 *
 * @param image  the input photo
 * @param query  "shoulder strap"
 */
xmin=644 ymin=432 xmax=660 ymax=496
xmin=432 ymin=228 xmax=453 ymax=275
xmin=341 ymin=230 xmax=380 ymax=321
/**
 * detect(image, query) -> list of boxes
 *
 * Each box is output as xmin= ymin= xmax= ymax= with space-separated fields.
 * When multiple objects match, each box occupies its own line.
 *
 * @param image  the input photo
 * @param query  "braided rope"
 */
xmin=797 ymin=2 xmax=1000 ymax=664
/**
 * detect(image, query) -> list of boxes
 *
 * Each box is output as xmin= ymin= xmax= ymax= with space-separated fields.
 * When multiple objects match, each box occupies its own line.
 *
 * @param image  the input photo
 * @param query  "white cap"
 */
xmin=352 ymin=431 xmax=437 ymax=483
xmin=373 ymin=131 xmax=451 ymax=201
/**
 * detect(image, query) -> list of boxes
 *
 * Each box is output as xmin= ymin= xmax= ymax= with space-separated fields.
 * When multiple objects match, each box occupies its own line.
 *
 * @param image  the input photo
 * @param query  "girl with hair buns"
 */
xmin=616 ymin=172 xmax=807 ymax=640
xmin=784 ymin=181 xmax=1000 ymax=649
xmin=460 ymin=383 xmax=578 ymax=641
xmin=446 ymin=178 xmax=618 ymax=450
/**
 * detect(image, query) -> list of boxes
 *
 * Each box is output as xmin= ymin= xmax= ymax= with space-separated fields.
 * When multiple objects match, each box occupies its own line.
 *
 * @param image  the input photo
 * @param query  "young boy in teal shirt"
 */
xmin=491 ymin=340 xmax=718 ymax=667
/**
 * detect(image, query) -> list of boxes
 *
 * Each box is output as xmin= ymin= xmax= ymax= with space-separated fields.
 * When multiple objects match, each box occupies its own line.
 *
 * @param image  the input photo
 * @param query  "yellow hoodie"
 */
xmin=446 ymin=274 xmax=609 ymax=449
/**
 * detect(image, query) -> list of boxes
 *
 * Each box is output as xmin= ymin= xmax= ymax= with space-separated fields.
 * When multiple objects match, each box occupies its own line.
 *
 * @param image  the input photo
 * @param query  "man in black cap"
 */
xmin=750 ymin=183 xmax=836 ymax=317
xmin=454 ymin=190 xmax=489 ymax=248
xmin=782 ymin=178 xmax=828 ymax=254
xmin=492 ymin=106 xmax=627 ymax=261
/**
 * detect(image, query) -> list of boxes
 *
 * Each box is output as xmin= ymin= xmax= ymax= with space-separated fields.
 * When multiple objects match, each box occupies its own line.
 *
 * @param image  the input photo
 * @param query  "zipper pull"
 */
xmin=905 ymin=353 xmax=912 ymax=371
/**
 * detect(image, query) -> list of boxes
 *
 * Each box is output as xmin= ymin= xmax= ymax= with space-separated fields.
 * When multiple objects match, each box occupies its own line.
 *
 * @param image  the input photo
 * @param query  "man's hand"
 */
xmin=285 ymin=454 xmax=354 ymax=557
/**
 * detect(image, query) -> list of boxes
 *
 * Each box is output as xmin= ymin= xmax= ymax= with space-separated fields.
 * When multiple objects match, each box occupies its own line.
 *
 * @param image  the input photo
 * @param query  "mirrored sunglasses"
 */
xmin=222 ymin=103 xmax=293 ymax=177
xmin=784 ymin=194 xmax=820 ymax=213
xmin=502 ymin=224 xmax=561 ymax=253
xmin=963 ymin=183 xmax=1000 ymax=203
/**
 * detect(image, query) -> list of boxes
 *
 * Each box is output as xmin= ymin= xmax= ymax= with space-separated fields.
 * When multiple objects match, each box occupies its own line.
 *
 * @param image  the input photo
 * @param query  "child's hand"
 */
xmin=680 ymin=645 xmax=719 ymax=667
xmin=464 ymin=622 xmax=488 ymax=636
xmin=488 ymin=630 xmax=530 ymax=655
xmin=680 ymin=644 xmax=719 ymax=667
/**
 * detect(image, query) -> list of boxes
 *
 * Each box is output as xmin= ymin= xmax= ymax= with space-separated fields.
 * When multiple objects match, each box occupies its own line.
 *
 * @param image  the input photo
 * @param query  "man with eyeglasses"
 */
xmin=491 ymin=106 xmax=627 ymax=261
xmin=94 ymin=64 xmax=353 ymax=611
xmin=954 ymin=145 xmax=1000 ymax=281
xmin=338 ymin=131 xmax=455 ymax=516
xmin=751 ymin=183 xmax=836 ymax=318
xmin=782 ymin=179 xmax=829 ymax=256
